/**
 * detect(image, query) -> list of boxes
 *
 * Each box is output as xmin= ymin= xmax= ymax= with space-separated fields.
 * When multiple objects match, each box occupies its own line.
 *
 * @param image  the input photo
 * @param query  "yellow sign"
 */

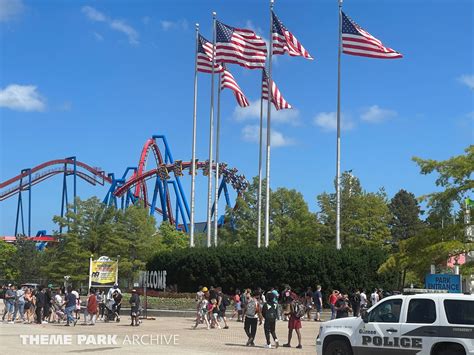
xmin=90 ymin=260 xmax=118 ymax=286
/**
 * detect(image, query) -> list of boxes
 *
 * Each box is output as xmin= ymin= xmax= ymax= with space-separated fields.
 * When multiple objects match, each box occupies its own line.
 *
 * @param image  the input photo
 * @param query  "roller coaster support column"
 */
xmin=154 ymin=135 xmax=191 ymax=220
xmin=14 ymin=168 xmax=31 ymax=236
xmin=60 ymin=161 xmax=69 ymax=234
xmin=28 ymin=168 xmax=31 ymax=237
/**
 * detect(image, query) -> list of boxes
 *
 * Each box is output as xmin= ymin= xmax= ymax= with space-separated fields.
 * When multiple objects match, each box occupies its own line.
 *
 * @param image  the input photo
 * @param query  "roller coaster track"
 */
xmin=0 ymin=159 xmax=111 ymax=201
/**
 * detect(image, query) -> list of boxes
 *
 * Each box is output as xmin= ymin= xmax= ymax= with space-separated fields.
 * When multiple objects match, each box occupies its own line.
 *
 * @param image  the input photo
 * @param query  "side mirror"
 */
xmin=361 ymin=310 xmax=369 ymax=323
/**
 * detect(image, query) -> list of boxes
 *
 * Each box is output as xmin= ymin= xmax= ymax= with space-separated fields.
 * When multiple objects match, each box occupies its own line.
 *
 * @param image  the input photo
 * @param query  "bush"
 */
xmin=148 ymin=245 xmax=397 ymax=295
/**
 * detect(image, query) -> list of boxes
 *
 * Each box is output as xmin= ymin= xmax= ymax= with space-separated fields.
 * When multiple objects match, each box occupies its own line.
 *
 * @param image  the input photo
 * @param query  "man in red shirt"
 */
xmin=328 ymin=290 xmax=340 ymax=320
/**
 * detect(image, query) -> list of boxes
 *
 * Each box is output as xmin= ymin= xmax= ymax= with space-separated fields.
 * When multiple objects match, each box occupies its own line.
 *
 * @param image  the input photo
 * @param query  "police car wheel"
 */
xmin=434 ymin=344 xmax=465 ymax=355
xmin=324 ymin=339 xmax=352 ymax=355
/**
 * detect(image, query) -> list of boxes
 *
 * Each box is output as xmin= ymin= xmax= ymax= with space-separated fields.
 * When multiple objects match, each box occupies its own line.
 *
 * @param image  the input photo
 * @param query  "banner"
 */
xmin=90 ymin=257 xmax=118 ymax=287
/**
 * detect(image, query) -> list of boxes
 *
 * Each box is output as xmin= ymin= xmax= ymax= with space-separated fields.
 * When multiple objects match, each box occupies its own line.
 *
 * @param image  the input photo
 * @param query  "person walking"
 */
xmin=313 ymin=285 xmax=323 ymax=321
xmin=370 ymin=288 xmax=380 ymax=306
xmin=360 ymin=289 xmax=368 ymax=311
xmin=304 ymin=287 xmax=313 ymax=320
xmin=350 ymin=290 xmax=361 ymax=317
xmin=87 ymin=289 xmax=98 ymax=325
xmin=283 ymin=294 xmax=304 ymax=349
xmin=129 ymin=289 xmax=141 ymax=326
xmin=63 ymin=286 xmax=77 ymax=326
xmin=35 ymin=286 xmax=46 ymax=324
xmin=24 ymin=288 xmax=35 ymax=323
xmin=4 ymin=284 xmax=16 ymax=323
xmin=243 ymin=291 xmax=262 ymax=347
xmin=217 ymin=287 xmax=229 ymax=329
xmin=97 ymin=290 xmax=105 ymax=321
xmin=262 ymin=292 xmax=279 ymax=349
xmin=13 ymin=285 xmax=26 ymax=323
xmin=230 ymin=289 xmax=242 ymax=322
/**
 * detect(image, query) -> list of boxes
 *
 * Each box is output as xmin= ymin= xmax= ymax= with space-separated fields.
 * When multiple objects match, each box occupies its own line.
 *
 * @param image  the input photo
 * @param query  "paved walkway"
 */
xmin=0 ymin=315 xmax=322 ymax=354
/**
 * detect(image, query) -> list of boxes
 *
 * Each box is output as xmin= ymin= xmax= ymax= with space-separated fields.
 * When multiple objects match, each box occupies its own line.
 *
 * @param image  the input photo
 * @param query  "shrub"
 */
xmin=148 ymin=245 xmax=397 ymax=295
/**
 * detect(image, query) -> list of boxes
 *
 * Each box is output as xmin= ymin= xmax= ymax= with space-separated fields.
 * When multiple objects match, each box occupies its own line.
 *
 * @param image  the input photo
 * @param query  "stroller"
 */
xmin=53 ymin=303 xmax=67 ymax=323
xmin=104 ymin=299 xmax=120 ymax=322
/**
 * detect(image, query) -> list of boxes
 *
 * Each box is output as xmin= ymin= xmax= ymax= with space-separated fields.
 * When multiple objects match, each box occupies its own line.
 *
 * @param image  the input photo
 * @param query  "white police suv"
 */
xmin=316 ymin=292 xmax=473 ymax=355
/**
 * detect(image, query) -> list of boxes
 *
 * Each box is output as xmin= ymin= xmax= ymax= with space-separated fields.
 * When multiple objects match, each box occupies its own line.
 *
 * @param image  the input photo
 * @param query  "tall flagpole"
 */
xmin=264 ymin=0 xmax=274 ymax=248
xmin=336 ymin=0 xmax=343 ymax=250
xmin=213 ymin=72 xmax=222 ymax=247
xmin=206 ymin=12 xmax=217 ymax=248
xmin=190 ymin=23 xmax=199 ymax=247
xmin=257 ymin=93 xmax=264 ymax=248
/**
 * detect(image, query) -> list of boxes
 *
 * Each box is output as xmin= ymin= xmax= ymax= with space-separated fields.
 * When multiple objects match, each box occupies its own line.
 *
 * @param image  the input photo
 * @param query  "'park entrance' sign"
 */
xmin=425 ymin=273 xmax=461 ymax=293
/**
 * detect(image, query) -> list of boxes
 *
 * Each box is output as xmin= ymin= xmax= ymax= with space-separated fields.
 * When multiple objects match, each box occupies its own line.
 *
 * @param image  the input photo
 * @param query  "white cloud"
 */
xmin=81 ymin=6 xmax=139 ymax=45
xmin=81 ymin=6 xmax=106 ymax=22
xmin=360 ymin=105 xmax=397 ymax=123
xmin=313 ymin=112 xmax=354 ymax=132
xmin=160 ymin=19 xmax=188 ymax=31
xmin=93 ymin=32 xmax=104 ymax=41
xmin=233 ymin=99 xmax=299 ymax=125
xmin=241 ymin=125 xmax=294 ymax=147
xmin=110 ymin=19 xmax=139 ymax=45
xmin=0 ymin=84 xmax=46 ymax=112
xmin=459 ymin=74 xmax=474 ymax=90
xmin=0 ymin=0 xmax=24 ymax=22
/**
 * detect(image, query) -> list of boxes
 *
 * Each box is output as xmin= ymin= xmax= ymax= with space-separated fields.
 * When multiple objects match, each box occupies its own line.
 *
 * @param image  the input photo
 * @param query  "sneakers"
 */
xmin=42 ymin=321 xmax=48 ymax=324
xmin=296 ymin=344 xmax=303 ymax=349
xmin=283 ymin=343 xmax=291 ymax=347
xmin=275 ymin=339 xmax=279 ymax=348
xmin=223 ymin=326 xmax=229 ymax=329
xmin=265 ymin=344 xmax=272 ymax=349
xmin=8 ymin=321 xmax=14 ymax=324
xmin=73 ymin=319 xmax=77 ymax=327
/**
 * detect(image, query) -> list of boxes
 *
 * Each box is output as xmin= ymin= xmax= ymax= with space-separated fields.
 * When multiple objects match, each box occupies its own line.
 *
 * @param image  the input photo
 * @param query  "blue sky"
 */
xmin=0 ymin=0 xmax=473 ymax=236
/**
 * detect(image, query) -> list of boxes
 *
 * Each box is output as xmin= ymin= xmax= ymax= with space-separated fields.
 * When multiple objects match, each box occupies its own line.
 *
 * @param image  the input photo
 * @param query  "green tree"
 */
xmin=389 ymin=189 xmax=424 ymax=242
xmin=380 ymin=146 xmax=474 ymax=284
xmin=317 ymin=172 xmax=392 ymax=249
xmin=0 ymin=241 xmax=18 ymax=281
xmin=219 ymin=177 xmax=322 ymax=247
xmin=43 ymin=197 xmax=159 ymax=287
xmin=412 ymin=145 xmax=473 ymax=206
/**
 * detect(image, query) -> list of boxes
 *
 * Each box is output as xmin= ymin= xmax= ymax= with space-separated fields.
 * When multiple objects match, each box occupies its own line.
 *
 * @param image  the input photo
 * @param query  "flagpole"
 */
xmin=257 ymin=91 xmax=264 ymax=248
xmin=206 ymin=11 xmax=217 ymax=248
xmin=213 ymin=72 xmax=222 ymax=247
xmin=336 ymin=0 xmax=343 ymax=250
xmin=264 ymin=0 xmax=274 ymax=248
xmin=190 ymin=23 xmax=199 ymax=248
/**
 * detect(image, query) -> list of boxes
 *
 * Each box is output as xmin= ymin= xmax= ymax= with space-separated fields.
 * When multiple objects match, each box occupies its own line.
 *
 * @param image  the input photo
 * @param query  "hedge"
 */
xmin=148 ymin=245 xmax=397 ymax=295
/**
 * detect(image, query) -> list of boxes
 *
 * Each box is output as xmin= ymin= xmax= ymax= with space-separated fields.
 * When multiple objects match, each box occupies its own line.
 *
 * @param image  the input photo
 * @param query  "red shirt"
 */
xmin=87 ymin=294 xmax=98 ymax=314
xmin=329 ymin=294 xmax=338 ymax=305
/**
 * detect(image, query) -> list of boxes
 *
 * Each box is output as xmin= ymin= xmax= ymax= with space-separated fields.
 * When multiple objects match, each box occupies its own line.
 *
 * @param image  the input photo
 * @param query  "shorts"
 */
xmin=315 ymin=304 xmax=322 ymax=312
xmin=288 ymin=316 xmax=302 ymax=330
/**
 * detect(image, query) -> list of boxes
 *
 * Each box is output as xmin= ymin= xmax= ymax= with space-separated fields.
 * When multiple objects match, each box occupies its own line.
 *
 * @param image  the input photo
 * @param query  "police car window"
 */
xmin=444 ymin=300 xmax=474 ymax=325
xmin=368 ymin=299 xmax=402 ymax=323
xmin=407 ymin=299 xmax=436 ymax=323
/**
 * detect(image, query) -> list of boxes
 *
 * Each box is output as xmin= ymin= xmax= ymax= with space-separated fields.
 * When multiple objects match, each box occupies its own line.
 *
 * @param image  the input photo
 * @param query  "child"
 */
xmin=193 ymin=296 xmax=210 ymax=329
xmin=129 ymin=289 xmax=141 ymax=326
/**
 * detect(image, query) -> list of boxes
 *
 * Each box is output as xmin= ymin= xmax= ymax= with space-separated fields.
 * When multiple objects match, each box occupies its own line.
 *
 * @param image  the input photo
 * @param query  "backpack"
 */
xmin=245 ymin=299 xmax=258 ymax=317
xmin=223 ymin=295 xmax=230 ymax=307
xmin=293 ymin=301 xmax=305 ymax=318
xmin=265 ymin=303 xmax=278 ymax=321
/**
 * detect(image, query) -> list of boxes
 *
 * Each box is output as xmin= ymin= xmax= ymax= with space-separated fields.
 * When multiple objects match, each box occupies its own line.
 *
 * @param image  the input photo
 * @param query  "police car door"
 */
xmin=354 ymin=298 xmax=403 ymax=354
xmin=399 ymin=298 xmax=438 ymax=354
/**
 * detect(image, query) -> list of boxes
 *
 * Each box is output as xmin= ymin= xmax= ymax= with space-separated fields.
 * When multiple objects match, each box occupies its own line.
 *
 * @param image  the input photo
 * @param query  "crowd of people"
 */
xmin=1 ymin=283 xmax=141 ymax=327
xmin=192 ymin=285 xmax=392 ymax=349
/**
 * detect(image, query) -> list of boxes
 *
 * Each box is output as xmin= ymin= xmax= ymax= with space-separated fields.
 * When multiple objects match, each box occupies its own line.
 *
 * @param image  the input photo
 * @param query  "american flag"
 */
xmin=262 ymin=70 xmax=292 ymax=110
xmin=197 ymin=34 xmax=223 ymax=73
xmin=341 ymin=12 xmax=403 ymax=59
xmin=272 ymin=11 xmax=313 ymax=60
xmin=215 ymin=20 xmax=267 ymax=69
xmin=220 ymin=66 xmax=249 ymax=108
